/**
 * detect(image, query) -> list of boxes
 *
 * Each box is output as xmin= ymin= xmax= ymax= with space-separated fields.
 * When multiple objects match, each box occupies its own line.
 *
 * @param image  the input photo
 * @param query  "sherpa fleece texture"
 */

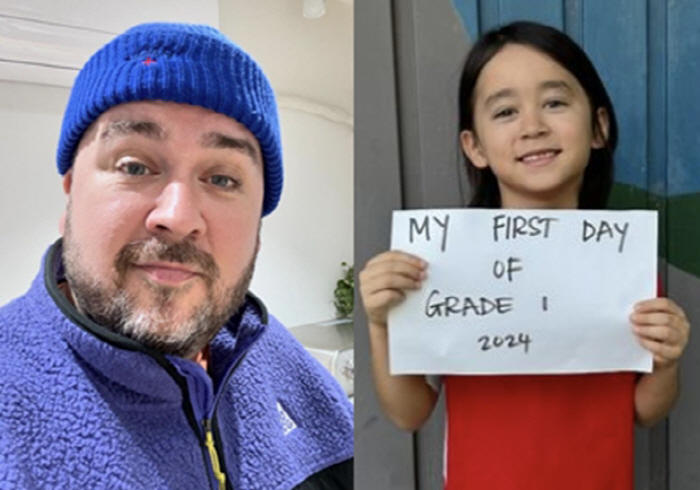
xmin=0 ymin=242 xmax=353 ymax=490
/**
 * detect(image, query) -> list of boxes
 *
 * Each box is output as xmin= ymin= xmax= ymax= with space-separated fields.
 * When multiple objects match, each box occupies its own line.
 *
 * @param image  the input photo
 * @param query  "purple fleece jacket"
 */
xmin=0 ymin=241 xmax=353 ymax=489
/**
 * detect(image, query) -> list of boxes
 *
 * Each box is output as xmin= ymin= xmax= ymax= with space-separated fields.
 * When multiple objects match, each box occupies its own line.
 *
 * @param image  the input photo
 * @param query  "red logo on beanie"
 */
xmin=142 ymin=57 xmax=156 ymax=66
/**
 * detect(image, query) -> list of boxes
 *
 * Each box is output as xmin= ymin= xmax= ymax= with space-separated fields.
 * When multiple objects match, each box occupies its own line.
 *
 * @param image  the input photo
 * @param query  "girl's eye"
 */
xmin=493 ymin=107 xmax=516 ymax=119
xmin=209 ymin=174 xmax=241 ymax=189
xmin=544 ymin=99 xmax=568 ymax=109
xmin=117 ymin=160 xmax=151 ymax=176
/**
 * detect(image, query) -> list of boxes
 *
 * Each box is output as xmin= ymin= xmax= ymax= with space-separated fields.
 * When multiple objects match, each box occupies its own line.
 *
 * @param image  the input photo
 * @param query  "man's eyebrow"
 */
xmin=100 ymin=120 xmax=166 ymax=141
xmin=200 ymin=131 xmax=260 ymax=163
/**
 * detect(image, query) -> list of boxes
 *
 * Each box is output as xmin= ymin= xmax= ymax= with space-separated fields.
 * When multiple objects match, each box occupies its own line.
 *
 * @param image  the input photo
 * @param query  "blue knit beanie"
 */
xmin=57 ymin=22 xmax=283 ymax=216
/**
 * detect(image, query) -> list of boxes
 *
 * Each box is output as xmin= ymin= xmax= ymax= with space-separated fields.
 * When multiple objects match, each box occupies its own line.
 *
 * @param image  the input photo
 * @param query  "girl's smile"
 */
xmin=516 ymin=148 xmax=562 ymax=166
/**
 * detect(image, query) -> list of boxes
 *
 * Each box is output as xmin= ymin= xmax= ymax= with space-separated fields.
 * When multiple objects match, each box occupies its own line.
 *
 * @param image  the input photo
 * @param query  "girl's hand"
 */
xmin=631 ymin=298 xmax=690 ymax=369
xmin=359 ymin=250 xmax=427 ymax=326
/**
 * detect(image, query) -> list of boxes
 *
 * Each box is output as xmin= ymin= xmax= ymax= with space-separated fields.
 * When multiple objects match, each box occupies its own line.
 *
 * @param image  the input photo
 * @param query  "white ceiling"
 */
xmin=220 ymin=0 xmax=353 ymax=120
xmin=0 ymin=0 xmax=219 ymax=87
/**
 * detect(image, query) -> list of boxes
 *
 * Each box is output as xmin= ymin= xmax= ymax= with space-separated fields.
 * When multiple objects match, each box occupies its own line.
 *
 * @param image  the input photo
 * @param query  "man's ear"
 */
xmin=59 ymin=171 xmax=72 ymax=235
xmin=62 ymin=170 xmax=73 ymax=195
xmin=460 ymin=130 xmax=489 ymax=169
xmin=591 ymin=107 xmax=610 ymax=149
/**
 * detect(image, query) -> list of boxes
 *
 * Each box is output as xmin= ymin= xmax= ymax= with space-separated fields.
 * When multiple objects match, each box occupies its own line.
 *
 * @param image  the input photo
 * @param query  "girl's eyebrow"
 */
xmin=484 ymin=88 xmax=516 ymax=109
xmin=483 ymin=79 xmax=574 ymax=109
xmin=540 ymin=79 xmax=573 ymax=93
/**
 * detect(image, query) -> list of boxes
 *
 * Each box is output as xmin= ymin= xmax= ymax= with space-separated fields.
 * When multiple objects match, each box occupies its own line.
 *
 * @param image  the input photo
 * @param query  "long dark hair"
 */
xmin=458 ymin=21 xmax=618 ymax=209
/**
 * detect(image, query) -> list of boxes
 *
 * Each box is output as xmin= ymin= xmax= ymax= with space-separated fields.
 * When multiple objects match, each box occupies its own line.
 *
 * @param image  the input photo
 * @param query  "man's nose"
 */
xmin=145 ymin=181 xmax=206 ymax=241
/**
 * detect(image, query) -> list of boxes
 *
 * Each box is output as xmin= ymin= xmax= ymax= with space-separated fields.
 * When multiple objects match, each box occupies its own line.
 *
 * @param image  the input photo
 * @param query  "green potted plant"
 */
xmin=333 ymin=261 xmax=354 ymax=319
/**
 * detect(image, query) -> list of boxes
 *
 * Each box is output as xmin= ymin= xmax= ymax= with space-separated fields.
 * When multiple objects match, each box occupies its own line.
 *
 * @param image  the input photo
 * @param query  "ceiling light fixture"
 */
xmin=303 ymin=0 xmax=326 ymax=19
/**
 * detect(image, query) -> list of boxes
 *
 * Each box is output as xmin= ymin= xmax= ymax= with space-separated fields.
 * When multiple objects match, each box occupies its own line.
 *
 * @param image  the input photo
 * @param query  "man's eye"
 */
xmin=118 ymin=161 xmax=150 ymax=176
xmin=209 ymin=175 xmax=240 ymax=189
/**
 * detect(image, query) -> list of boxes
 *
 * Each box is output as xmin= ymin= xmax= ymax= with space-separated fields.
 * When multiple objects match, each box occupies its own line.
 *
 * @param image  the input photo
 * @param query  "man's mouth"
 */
xmin=133 ymin=262 xmax=200 ymax=285
xmin=115 ymin=237 xmax=219 ymax=289
xmin=516 ymin=149 xmax=561 ymax=165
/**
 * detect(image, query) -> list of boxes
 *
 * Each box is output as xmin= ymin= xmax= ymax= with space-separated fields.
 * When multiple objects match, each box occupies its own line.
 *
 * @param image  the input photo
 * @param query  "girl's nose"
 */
xmin=520 ymin=109 xmax=550 ymax=139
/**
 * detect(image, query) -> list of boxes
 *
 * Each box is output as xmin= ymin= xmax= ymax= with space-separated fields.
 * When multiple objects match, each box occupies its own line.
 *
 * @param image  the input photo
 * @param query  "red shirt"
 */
xmin=444 ymin=372 xmax=636 ymax=490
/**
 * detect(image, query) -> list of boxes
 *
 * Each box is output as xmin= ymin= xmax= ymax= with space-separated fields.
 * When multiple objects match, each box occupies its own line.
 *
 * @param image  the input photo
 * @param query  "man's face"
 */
xmin=61 ymin=101 xmax=265 ymax=358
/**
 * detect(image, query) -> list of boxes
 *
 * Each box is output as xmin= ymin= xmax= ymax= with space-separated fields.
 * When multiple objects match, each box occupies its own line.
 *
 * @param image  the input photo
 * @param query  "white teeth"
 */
xmin=521 ymin=150 xmax=557 ymax=162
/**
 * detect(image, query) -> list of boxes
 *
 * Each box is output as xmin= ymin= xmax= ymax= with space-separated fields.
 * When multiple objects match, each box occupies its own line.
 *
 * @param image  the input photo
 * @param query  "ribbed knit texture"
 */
xmin=57 ymin=22 xmax=283 ymax=216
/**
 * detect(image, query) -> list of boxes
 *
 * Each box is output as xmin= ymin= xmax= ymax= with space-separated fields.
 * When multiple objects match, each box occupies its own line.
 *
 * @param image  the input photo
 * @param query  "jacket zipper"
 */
xmin=203 ymin=418 xmax=226 ymax=490
xmin=207 ymin=346 xmax=258 ymax=489
xmin=200 ymin=339 xmax=263 ymax=490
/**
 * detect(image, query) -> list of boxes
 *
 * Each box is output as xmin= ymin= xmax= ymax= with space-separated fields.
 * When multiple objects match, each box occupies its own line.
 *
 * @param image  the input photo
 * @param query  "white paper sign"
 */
xmin=388 ymin=209 xmax=657 ymax=375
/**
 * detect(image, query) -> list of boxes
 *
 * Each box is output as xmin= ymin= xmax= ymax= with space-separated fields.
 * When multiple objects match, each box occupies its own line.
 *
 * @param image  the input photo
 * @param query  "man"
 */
xmin=0 ymin=23 xmax=353 ymax=490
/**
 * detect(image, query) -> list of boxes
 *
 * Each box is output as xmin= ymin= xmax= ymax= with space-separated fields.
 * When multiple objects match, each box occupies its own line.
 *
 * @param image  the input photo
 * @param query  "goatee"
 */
xmin=63 ymin=223 xmax=257 ymax=359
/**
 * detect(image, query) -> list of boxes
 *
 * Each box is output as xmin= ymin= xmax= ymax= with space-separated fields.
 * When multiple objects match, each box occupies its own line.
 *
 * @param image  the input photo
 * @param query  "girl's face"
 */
xmin=461 ymin=43 xmax=609 ymax=209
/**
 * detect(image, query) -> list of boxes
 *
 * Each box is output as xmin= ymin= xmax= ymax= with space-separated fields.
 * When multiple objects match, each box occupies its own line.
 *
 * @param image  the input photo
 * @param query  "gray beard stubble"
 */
xmin=62 ymin=213 xmax=257 ymax=358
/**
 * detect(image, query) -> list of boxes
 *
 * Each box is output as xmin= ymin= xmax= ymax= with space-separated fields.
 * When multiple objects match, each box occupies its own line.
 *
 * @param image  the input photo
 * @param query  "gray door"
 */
xmin=355 ymin=1 xmax=700 ymax=488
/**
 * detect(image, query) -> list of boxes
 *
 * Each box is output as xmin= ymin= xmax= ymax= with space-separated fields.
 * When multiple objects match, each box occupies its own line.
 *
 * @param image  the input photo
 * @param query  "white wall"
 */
xmin=0 ymin=80 xmax=68 ymax=303
xmin=251 ymin=107 xmax=353 ymax=325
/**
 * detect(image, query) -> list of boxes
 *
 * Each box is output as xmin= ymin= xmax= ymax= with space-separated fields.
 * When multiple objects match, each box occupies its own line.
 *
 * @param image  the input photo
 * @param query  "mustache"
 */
xmin=114 ymin=238 xmax=219 ymax=288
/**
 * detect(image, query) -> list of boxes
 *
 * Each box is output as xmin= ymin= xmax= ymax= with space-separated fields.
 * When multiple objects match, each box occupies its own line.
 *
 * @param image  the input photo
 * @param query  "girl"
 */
xmin=359 ymin=21 xmax=690 ymax=490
